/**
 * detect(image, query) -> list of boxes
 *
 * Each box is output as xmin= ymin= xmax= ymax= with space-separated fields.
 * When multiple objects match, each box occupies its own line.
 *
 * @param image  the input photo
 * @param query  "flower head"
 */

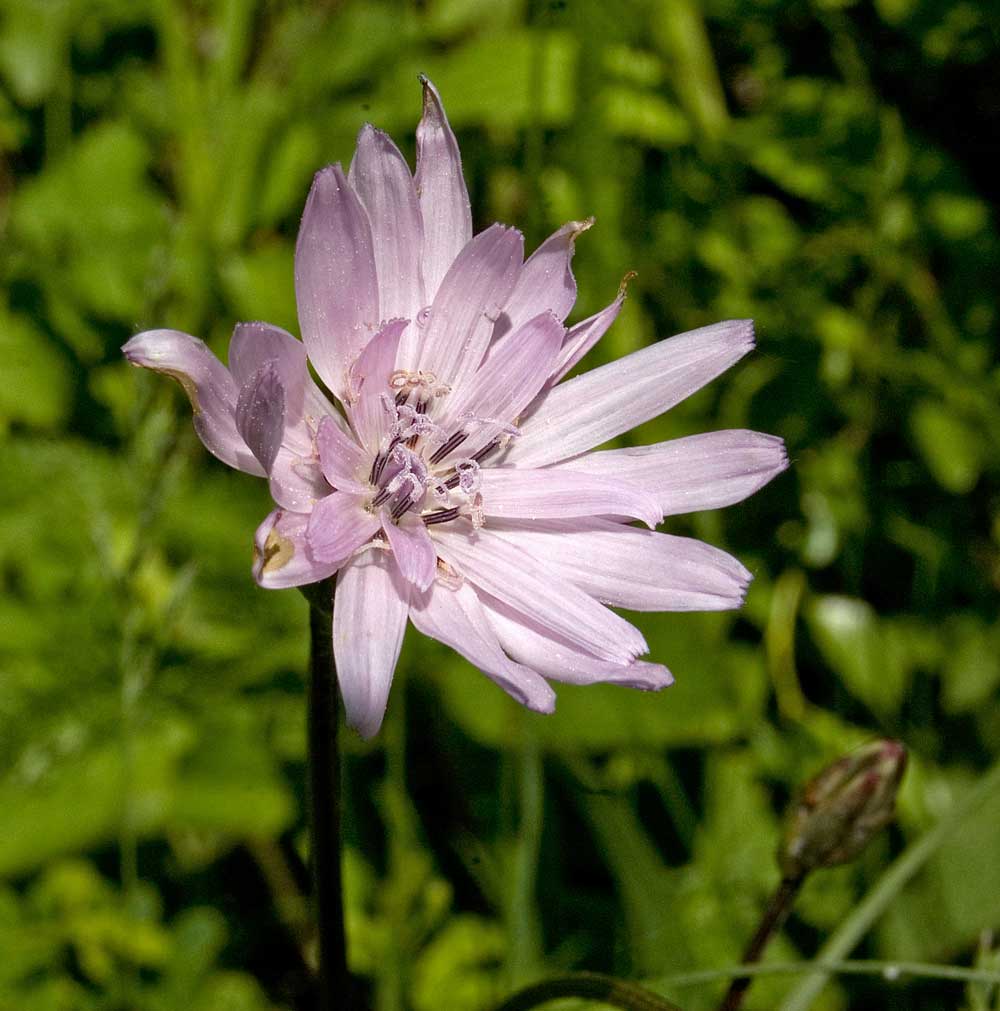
xmin=123 ymin=78 xmax=788 ymax=738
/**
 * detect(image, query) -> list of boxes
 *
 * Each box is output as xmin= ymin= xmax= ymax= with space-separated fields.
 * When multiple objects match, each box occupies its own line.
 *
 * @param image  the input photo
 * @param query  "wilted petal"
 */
xmin=334 ymin=549 xmax=409 ymax=738
xmin=548 ymin=283 xmax=627 ymax=385
xmin=307 ymin=492 xmax=380 ymax=564
xmin=479 ymin=468 xmax=662 ymax=528
xmin=440 ymin=311 xmax=564 ymax=451
xmin=433 ymin=522 xmax=647 ymax=663
xmin=415 ymin=224 xmax=523 ymax=390
xmin=295 ymin=164 xmax=380 ymax=400
xmin=122 ymin=328 xmax=264 ymax=476
xmin=497 ymin=218 xmax=592 ymax=338
xmin=228 ymin=322 xmax=307 ymax=422
xmin=235 ymin=360 xmax=285 ymax=474
xmin=414 ymin=76 xmax=472 ymax=301
xmin=347 ymin=317 xmax=407 ymax=453
xmin=409 ymin=581 xmax=556 ymax=712
xmin=489 ymin=518 xmax=752 ymax=611
xmin=349 ymin=126 xmax=424 ymax=322
xmin=253 ymin=508 xmax=342 ymax=589
xmin=508 ymin=319 xmax=755 ymax=468
xmin=316 ymin=416 xmax=368 ymax=494
xmin=383 ymin=511 xmax=437 ymax=591
xmin=482 ymin=595 xmax=673 ymax=689
xmin=555 ymin=430 xmax=789 ymax=515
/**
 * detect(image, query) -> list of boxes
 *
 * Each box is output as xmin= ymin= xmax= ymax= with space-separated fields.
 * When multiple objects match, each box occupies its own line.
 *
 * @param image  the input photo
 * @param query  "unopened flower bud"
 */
xmin=779 ymin=739 xmax=907 ymax=879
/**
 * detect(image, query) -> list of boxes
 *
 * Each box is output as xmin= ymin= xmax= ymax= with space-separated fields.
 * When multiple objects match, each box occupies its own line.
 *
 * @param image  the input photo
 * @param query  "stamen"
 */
xmin=429 ymin=430 xmax=468 ymax=464
xmin=390 ymin=493 xmax=414 ymax=521
xmin=470 ymin=437 xmax=502 ymax=464
xmin=454 ymin=459 xmax=482 ymax=494
xmin=423 ymin=507 xmax=460 ymax=526
xmin=372 ymin=486 xmax=392 ymax=507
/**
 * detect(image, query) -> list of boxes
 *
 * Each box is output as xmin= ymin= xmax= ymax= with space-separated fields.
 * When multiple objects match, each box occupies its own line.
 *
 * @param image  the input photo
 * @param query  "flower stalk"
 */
xmin=305 ymin=581 xmax=355 ymax=1010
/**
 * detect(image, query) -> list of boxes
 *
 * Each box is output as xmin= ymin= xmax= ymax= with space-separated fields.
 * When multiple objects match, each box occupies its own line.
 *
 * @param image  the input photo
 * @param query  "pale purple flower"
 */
xmin=123 ymin=79 xmax=787 ymax=738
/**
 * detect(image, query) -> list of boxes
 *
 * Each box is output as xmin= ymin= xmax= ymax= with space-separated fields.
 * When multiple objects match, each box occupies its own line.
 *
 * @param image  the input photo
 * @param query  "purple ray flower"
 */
xmin=123 ymin=78 xmax=787 ymax=738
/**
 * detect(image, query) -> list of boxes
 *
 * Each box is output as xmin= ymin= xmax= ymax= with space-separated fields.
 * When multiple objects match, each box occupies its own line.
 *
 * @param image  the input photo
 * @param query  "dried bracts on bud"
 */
xmin=779 ymin=739 xmax=908 ymax=879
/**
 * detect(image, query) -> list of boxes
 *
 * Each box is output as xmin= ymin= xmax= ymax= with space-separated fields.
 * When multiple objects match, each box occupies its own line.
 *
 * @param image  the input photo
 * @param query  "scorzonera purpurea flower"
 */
xmin=123 ymin=78 xmax=787 ymax=738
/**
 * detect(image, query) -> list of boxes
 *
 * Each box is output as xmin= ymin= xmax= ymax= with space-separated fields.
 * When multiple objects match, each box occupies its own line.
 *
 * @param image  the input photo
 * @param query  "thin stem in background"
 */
xmin=307 ymin=586 xmax=354 ymax=1011
xmin=493 ymin=971 xmax=684 ymax=1011
xmin=780 ymin=758 xmax=1000 ymax=1011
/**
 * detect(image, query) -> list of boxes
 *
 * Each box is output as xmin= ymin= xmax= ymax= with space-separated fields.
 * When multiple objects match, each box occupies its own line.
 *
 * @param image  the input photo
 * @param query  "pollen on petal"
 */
xmin=259 ymin=527 xmax=295 ymax=573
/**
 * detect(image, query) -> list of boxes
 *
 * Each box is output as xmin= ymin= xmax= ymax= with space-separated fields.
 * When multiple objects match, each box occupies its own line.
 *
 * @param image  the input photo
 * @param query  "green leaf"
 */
xmin=910 ymin=399 xmax=984 ymax=494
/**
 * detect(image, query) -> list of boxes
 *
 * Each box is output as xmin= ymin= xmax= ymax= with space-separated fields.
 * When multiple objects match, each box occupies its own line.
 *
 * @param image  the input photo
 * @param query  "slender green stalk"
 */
xmin=493 ymin=971 xmax=684 ymax=1011
xmin=307 ymin=584 xmax=355 ymax=1010
xmin=780 ymin=759 xmax=1000 ymax=1011
xmin=661 ymin=959 xmax=1000 ymax=989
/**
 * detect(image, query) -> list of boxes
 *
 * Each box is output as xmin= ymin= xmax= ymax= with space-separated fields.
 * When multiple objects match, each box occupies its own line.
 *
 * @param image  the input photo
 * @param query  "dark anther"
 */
xmin=429 ymin=430 xmax=467 ymax=464
xmin=422 ymin=507 xmax=460 ymax=526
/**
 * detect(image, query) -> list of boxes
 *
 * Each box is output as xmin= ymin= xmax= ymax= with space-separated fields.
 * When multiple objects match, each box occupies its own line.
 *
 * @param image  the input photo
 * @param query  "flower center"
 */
xmin=364 ymin=371 xmax=516 ymax=529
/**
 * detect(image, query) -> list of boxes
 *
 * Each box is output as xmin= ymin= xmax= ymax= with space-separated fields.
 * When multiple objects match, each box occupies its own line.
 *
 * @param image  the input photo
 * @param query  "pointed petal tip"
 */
xmin=525 ymin=684 xmax=557 ymax=715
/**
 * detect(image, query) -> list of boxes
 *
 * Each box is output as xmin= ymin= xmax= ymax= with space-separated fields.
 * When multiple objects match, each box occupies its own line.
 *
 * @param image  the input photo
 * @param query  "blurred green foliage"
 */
xmin=1 ymin=1 xmax=999 ymax=1009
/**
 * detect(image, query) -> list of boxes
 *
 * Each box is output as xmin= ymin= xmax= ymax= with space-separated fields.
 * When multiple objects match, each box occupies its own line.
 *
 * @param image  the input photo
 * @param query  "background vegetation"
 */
xmin=2 ymin=0 xmax=999 ymax=1008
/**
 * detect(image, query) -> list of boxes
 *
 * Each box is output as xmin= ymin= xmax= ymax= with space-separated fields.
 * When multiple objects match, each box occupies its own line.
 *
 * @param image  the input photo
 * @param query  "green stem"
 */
xmin=493 ymin=971 xmax=684 ymax=1011
xmin=660 ymin=959 xmax=1000 ymax=989
xmin=780 ymin=759 xmax=1000 ymax=1011
xmin=307 ymin=584 xmax=355 ymax=1010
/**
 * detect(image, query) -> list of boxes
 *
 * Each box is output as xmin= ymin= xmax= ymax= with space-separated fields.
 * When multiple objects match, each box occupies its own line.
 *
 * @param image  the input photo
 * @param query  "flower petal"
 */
xmin=507 ymin=319 xmax=755 ymax=468
xmin=295 ymin=164 xmax=380 ymax=400
xmin=415 ymin=224 xmax=523 ymax=390
xmin=317 ymin=416 xmax=368 ymax=494
xmin=122 ymin=328 xmax=264 ymax=476
xmin=253 ymin=508 xmax=342 ymax=589
xmin=334 ymin=549 xmax=409 ymax=738
xmin=228 ymin=322 xmax=307 ymax=422
xmin=432 ymin=522 xmax=647 ymax=663
xmin=383 ymin=511 xmax=437 ymax=592
xmin=548 ymin=283 xmax=626 ymax=385
xmin=488 ymin=518 xmax=752 ymax=611
xmin=235 ymin=360 xmax=285 ymax=474
xmin=349 ymin=125 xmax=424 ymax=322
xmin=307 ymin=492 xmax=380 ymax=565
xmin=347 ymin=317 xmax=407 ymax=453
xmin=409 ymin=581 xmax=556 ymax=712
xmin=479 ymin=468 xmax=662 ymax=528
xmin=414 ymin=76 xmax=472 ymax=301
xmin=268 ymin=449 xmax=328 ymax=512
xmin=440 ymin=311 xmax=564 ymax=451
xmin=496 ymin=218 xmax=592 ymax=338
xmin=555 ymin=430 xmax=789 ymax=515
xmin=482 ymin=595 xmax=673 ymax=689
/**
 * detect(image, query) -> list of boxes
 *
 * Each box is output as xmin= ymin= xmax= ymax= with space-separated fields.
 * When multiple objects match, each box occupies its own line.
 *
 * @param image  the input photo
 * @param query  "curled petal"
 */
xmin=433 ymin=522 xmax=647 ymax=663
xmin=349 ymin=125 xmax=424 ymax=322
xmin=489 ymin=518 xmax=752 ymax=612
xmin=235 ymin=360 xmax=285 ymax=474
xmin=508 ymin=319 xmax=756 ymax=468
xmin=295 ymin=164 xmax=380 ymax=400
xmin=415 ymin=76 xmax=472 ymax=301
xmin=334 ymin=550 xmax=409 ymax=738
xmin=497 ymin=218 xmax=591 ymax=339
xmin=307 ymin=492 xmax=380 ymax=565
xmin=409 ymin=581 xmax=556 ymax=713
xmin=555 ymin=430 xmax=789 ymax=515
xmin=269 ymin=448 xmax=328 ymax=512
xmin=122 ymin=328 xmax=264 ymax=476
xmin=383 ymin=512 xmax=437 ymax=592
xmin=228 ymin=322 xmax=307 ymax=422
xmin=253 ymin=509 xmax=342 ymax=589
xmin=482 ymin=595 xmax=673 ymax=689
xmin=479 ymin=468 xmax=662 ymax=528
xmin=416 ymin=223 xmax=523 ymax=390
